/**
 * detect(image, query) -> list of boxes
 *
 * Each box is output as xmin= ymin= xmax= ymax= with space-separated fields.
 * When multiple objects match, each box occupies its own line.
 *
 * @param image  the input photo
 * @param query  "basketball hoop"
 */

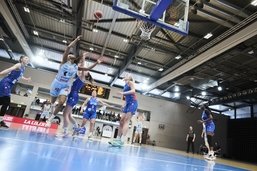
xmin=139 ymin=21 xmax=156 ymax=40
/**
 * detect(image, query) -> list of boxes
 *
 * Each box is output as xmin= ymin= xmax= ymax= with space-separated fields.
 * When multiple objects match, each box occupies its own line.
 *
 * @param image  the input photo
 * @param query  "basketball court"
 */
xmin=0 ymin=127 xmax=256 ymax=171
xmin=0 ymin=0 xmax=257 ymax=171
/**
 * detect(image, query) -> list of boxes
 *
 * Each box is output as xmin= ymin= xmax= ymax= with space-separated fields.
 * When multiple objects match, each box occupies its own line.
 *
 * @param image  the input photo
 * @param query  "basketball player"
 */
xmin=78 ymin=90 xmax=111 ymax=138
xmin=109 ymin=74 xmax=138 ymax=147
xmin=59 ymin=52 xmax=102 ymax=137
xmin=46 ymin=36 xmax=99 ymax=127
xmin=0 ymin=55 xmax=31 ymax=128
xmin=198 ymin=104 xmax=216 ymax=160
xmin=39 ymin=99 xmax=51 ymax=122
xmin=133 ymin=113 xmax=145 ymax=145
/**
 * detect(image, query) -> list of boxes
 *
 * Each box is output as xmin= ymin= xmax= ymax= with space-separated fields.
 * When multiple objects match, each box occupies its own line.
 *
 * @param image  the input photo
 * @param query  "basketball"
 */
xmin=94 ymin=10 xmax=103 ymax=20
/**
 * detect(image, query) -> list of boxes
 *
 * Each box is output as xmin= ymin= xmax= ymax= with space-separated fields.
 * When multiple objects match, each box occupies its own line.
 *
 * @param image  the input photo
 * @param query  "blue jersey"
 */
xmin=85 ymin=97 xmax=98 ymax=114
xmin=55 ymin=62 xmax=78 ymax=83
xmin=201 ymin=110 xmax=214 ymax=125
xmin=0 ymin=65 xmax=25 ymax=97
xmin=2 ymin=65 xmax=25 ymax=84
xmin=70 ymin=77 xmax=85 ymax=92
xmin=123 ymin=83 xmax=137 ymax=102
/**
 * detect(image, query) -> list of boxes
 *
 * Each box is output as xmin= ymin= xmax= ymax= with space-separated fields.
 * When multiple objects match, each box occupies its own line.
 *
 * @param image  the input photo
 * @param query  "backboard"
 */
xmin=113 ymin=0 xmax=189 ymax=35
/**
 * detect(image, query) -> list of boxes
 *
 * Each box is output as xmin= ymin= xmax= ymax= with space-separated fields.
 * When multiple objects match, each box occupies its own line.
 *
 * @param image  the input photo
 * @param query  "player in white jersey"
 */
xmin=46 ymin=35 xmax=101 ymax=127
xmin=39 ymin=99 xmax=51 ymax=122
xmin=133 ymin=113 xmax=145 ymax=144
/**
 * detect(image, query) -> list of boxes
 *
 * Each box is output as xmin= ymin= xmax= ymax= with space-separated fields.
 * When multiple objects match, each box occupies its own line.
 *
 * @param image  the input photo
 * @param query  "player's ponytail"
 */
xmin=19 ymin=55 xmax=25 ymax=63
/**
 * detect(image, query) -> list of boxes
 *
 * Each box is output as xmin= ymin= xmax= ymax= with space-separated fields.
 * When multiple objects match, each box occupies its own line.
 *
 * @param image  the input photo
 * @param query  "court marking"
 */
xmin=0 ymin=136 xmax=240 ymax=171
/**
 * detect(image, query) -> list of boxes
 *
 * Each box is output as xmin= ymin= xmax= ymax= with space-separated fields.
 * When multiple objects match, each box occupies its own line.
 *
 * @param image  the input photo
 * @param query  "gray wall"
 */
xmin=0 ymin=60 xmax=229 ymax=155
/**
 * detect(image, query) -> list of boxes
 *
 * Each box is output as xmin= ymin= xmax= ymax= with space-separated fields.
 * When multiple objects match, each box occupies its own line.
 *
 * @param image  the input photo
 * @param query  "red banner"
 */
xmin=3 ymin=115 xmax=58 ymax=133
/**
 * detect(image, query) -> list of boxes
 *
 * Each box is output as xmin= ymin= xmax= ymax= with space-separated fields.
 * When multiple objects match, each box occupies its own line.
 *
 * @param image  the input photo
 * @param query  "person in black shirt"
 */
xmin=186 ymin=126 xmax=196 ymax=154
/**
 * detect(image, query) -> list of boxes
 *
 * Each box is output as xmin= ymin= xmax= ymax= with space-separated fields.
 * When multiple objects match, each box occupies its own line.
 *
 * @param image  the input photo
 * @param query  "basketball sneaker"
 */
xmin=79 ymin=127 xmax=86 ymax=135
xmin=88 ymin=132 xmax=93 ymax=139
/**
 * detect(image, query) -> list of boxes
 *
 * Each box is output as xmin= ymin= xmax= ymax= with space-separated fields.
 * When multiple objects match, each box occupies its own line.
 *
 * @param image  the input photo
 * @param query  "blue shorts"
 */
xmin=122 ymin=100 xmax=138 ymax=115
xmin=205 ymin=122 xmax=215 ymax=134
xmin=66 ymin=91 xmax=79 ymax=107
xmin=0 ymin=79 xmax=13 ymax=97
xmin=83 ymin=111 xmax=97 ymax=120
xmin=50 ymin=79 xmax=70 ymax=97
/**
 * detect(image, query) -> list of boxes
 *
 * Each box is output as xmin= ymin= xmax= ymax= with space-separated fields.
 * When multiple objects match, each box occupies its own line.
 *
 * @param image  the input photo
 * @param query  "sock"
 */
xmin=120 ymin=136 xmax=125 ymax=142
xmin=73 ymin=123 xmax=78 ymax=129
xmin=63 ymin=127 xmax=68 ymax=133
xmin=50 ymin=104 xmax=55 ymax=114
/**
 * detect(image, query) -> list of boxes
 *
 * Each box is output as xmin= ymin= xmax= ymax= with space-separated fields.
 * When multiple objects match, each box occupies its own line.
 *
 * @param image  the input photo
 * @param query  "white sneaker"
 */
xmin=56 ymin=132 xmax=69 ymax=138
xmin=205 ymin=154 xmax=216 ymax=161
xmin=88 ymin=132 xmax=93 ymax=139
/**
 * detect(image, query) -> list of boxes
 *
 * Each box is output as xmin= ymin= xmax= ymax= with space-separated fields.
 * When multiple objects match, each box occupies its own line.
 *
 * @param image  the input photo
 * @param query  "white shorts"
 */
xmin=135 ymin=128 xmax=142 ymax=134
xmin=40 ymin=111 xmax=50 ymax=119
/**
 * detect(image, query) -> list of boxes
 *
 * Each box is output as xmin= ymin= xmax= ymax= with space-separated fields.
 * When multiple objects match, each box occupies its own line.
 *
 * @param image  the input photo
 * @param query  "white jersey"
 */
xmin=135 ymin=121 xmax=143 ymax=133
xmin=40 ymin=104 xmax=51 ymax=118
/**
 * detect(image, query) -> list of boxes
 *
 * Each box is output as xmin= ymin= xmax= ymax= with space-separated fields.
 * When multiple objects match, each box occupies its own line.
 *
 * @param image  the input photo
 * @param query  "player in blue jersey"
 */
xmin=0 ymin=55 xmax=31 ymax=128
xmin=78 ymin=90 xmax=111 ymax=138
xmin=198 ymin=104 xmax=216 ymax=161
xmin=109 ymin=74 xmax=138 ymax=146
xmin=46 ymin=36 xmax=100 ymax=127
xmin=58 ymin=53 xmax=102 ymax=137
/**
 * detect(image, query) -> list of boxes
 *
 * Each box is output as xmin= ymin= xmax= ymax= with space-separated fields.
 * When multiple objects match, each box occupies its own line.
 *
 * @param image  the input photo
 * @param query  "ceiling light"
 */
xmin=23 ymin=7 xmax=30 ymax=13
xmin=174 ymin=22 xmax=179 ymax=27
xmin=201 ymin=91 xmax=207 ymax=96
xmin=93 ymin=28 xmax=98 ymax=33
xmin=89 ymin=47 xmax=94 ymax=51
xmin=123 ymin=39 xmax=129 ymax=43
xmin=137 ymin=62 xmax=142 ymax=65
xmin=175 ymin=55 xmax=182 ymax=60
xmin=186 ymin=96 xmax=190 ymax=100
xmin=217 ymin=86 xmax=222 ymax=91
xmin=114 ymin=55 xmax=119 ymax=58
xmin=251 ymin=0 xmax=257 ymax=6
xmin=33 ymin=30 xmax=39 ymax=36
xmin=174 ymin=92 xmax=180 ymax=98
xmin=62 ymin=40 xmax=67 ymax=43
xmin=174 ymin=86 xmax=179 ymax=92
xmin=204 ymin=33 xmax=213 ymax=39
xmin=59 ymin=18 xmax=65 ymax=23
xmin=248 ymin=50 xmax=254 ymax=54
xmin=0 ymin=37 xmax=3 ymax=41
xmin=158 ymin=68 xmax=164 ymax=72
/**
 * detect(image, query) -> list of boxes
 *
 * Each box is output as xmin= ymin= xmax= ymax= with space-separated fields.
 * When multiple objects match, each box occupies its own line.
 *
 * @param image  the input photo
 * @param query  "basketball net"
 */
xmin=137 ymin=20 xmax=156 ymax=40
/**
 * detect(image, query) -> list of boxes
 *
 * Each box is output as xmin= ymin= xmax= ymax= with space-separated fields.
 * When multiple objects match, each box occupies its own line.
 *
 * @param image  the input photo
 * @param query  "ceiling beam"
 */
xmin=109 ymin=28 xmax=161 ymax=86
xmin=72 ymin=0 xmax=85 ymax=55
xmin=0 ymin=0 xmax=34 ymax=59
xmin=0 ymin=36 xmax=14 ymax=60
xmin=109 ymin=44 xmax=144 ymax=86
xmin=146 ymin=18 xmax=257 ymax=93
xmin=15 ymin=0 xmax=73 ymax=21
xmin=160 ymin=29 xmax=182 ymax=52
